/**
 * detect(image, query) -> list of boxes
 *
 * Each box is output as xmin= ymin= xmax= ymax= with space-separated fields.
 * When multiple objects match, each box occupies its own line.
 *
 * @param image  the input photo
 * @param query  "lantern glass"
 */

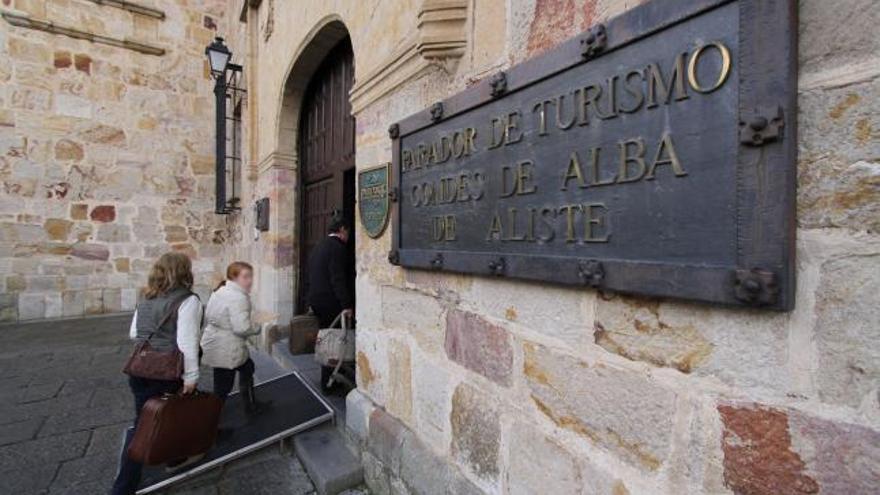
xmin=205 ymin=37 xmax=231 ymax=77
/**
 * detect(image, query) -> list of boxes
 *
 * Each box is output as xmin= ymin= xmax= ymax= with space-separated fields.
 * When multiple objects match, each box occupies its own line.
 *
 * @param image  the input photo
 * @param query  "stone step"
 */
xmin=293 ymin=425 xmax=364 ymax=495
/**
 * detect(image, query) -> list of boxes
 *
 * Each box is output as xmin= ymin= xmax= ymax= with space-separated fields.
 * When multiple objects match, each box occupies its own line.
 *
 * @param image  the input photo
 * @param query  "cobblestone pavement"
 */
xmin=0 ymin=314 xmax=361 ymax=495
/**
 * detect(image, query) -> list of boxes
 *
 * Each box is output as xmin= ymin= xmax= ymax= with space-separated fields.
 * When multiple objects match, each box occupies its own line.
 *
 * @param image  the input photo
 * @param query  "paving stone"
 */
xmin=294 ymin=427 xmax=363 ymax=495
xmin=51 ymin=454 xmax=120 ymax=492
xmin=0 ymin=417 xmax=43 ymax=446
xmin=0 ymin=463 xmax=57 ymax=494
xmin=0 ymin=430 xmax=90 ymax=471
xmin=85 ymin=422 xmax=128 ymax=457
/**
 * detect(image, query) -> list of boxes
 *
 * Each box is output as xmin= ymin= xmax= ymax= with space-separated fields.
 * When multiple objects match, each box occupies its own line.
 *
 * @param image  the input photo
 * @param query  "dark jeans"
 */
xmin=212 ymin=358 xmax=255 ymax=401
xmin=312 ymin=303 xmax=342 ymax=328
xmin=110 ymin=376 xmax=182 ymax=495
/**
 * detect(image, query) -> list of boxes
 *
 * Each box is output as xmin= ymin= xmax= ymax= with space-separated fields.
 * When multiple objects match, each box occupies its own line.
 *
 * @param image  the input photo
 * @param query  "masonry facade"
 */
xmin=2 ymin=0 xmax=879 ymax=494
xmin=0 ymin=0 xmax=229 ymax=321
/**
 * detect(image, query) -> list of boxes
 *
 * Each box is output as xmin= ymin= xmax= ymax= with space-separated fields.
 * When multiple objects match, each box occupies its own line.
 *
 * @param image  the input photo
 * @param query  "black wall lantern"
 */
xmin=205 ymin=37 xmax=245 ymax=214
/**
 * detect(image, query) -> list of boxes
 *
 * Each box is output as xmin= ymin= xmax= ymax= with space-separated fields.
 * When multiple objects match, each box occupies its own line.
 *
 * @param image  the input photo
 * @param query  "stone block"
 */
xmin=411 ymin=356 xmax=453 ymax=451
xmin=387 ymin=339 xmax=413 ymax=424
xmin=89 ymin=205 xmax=116 ymax=223
xmin=815 ymin=251 xmax=880 ymax=408
xmin=18 ymin=293 xmax=45 ymax=320
xmin=43 ymin=218 xmax=72 ymax=241
xmin=114 ymin=257 xmax=130 ymax=273
xmin=382 ymin=286 xmax=445 ymax=354
xmin=368 ymin=408 xmax=410 ymax=474
xmin=445 ymin=309 xmax=513 ymax=386
xmin=55 ymin=94 xmax=92 ymax=119
xmin=44 ymin=292 xmax=62 ymax=318
xmin=6 ymin=274 xmax=26 ymax=292
xmin=0 ymin=293 xmax=17 ymax=322
xmin=293 ymin=427 xmax=364 ymax=495
xmin=464 ymin=277 xmax=594 ymax=349
xmin=54 ymin=139 xmax=84 ymax=161
xmin=121 ymin=289 xmax=137 ymax=311
xmin=507 ymin=421 xmax=582 ymax=495
xmin=523 ymin=342 xmax=677 ymax=471
xmin=70 ymin=203 xmax=89 ymax=220
xmin=362 ymin=451 xmax=393 ymax=495
xmin=450 ymin=382 xmax=500 ymax=483
xmin=54 ymin=51 xmax=72 ymax=69
xmin=399 ymin=431 xmax=450 ymax=495
xmin=798 ymin=79 xmax=880 ymax=231
xmin=71 ymin=243 xmax=109 ymax=261
xmin=62 ymin=290 xmax=85 ymax=317
xmin=78 ymin=125 xmax=125 ymax=146
xmin=8 ymin=37 xmax=50 ymax=64
xmin=96 ymin=224 xmax=131 ymax=242
xmin=84 ymin=289 xmax=103 ymax=315
xmin=103 ymin=289 xmax=122 ymax=313
xmin=718 ymin=402 xmax=880 ymax=495
xmin=26 ymin=275 xmax=62 ymax=292
xmin=74 ymin=54 xmax=91 ymax=74
xmin=594 ymin=295 xmax=713 ymax=373
xmin=346 ymin=389 xmax=377 ymax=444
xmin=799 ymin=0 xmax=880 ymax=77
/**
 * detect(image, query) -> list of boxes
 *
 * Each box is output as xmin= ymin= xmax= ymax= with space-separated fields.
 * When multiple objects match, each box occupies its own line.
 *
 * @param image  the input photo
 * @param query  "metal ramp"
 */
xmin=137 ymin=371 xmax=334 ymax=494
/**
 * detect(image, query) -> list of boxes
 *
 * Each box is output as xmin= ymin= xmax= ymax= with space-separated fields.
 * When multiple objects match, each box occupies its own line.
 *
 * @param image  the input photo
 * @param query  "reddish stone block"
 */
xmin=718 ymin=404 xmax=818 ymax=495
xmin=445 ymin=309 xmax=513 ymax=386
xmin=54 ymin=51 xmax=72 ymax=69
xmin=70 ymin=243 xmax=109 ymax=261
xmin=89 ymin=205 xmax=115 ymax=222
xmin=74 ymin=54 xmax=91 ymax=75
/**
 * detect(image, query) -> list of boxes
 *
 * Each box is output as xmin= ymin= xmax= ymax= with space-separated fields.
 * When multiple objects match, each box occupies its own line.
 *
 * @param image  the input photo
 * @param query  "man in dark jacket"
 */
xmin=307 ymin=220 xmax=354 ymax=327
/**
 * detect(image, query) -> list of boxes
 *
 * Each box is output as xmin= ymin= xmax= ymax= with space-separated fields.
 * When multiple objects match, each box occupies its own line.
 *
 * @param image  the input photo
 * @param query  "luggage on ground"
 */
xmin=289 ymin=312 xmax=320 ymax=355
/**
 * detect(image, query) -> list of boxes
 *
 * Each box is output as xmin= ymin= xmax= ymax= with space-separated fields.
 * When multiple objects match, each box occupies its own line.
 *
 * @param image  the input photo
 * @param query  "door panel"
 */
xmin=299 ymin=38 xmax=355 ymax=312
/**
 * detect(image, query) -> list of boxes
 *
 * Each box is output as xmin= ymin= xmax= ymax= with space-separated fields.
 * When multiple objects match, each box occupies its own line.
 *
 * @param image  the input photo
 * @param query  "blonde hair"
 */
xmin=215 ymin=261 xmax=253 ymax=290
xmin=144 ymin=252 xmax=194 ymax=299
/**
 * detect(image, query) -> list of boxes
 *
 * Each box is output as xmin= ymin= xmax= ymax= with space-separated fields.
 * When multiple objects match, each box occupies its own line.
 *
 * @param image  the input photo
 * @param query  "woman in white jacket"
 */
xmin=201 ymin=261 xmax=268 ymax=414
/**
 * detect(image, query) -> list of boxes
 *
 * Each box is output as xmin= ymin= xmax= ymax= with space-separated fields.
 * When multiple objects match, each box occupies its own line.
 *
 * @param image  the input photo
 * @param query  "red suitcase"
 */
xmin=128 ymin=391 xmax=223 ymax=465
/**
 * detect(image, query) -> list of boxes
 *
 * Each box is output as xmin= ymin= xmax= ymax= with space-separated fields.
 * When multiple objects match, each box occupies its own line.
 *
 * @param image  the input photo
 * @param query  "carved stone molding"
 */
xmin=257 ymin=151 xmax=297 ymax=174
xmin=86 ymin=0 xmax=165 ymax=20
xmin=417 ymin=0 xmax=468 ymax=60
xmin=350 ymin=0 xmax=468 ymax=114
xmin=1 ymin=12 xmax=165 ymax=55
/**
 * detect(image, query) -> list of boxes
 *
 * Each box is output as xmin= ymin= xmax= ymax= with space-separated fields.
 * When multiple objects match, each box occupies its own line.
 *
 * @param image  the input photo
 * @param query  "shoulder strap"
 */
xmin=147 ymin=291 xmax=195 ymax=340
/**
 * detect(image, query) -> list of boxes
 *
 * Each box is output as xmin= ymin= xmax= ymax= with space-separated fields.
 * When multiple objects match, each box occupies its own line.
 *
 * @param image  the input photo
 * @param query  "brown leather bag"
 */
xmin=289 ymin=312 xmax=320 ymax=355
xmin=122 ymin=293 xmax=191 ymax=381
xmin=127 ymin=391 xmax=223 ymax=465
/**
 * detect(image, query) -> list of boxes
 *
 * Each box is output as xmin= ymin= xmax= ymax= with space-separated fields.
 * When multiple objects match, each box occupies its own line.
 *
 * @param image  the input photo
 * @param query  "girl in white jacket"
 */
xmin=201 ymin=261 xmax=268 ymax=413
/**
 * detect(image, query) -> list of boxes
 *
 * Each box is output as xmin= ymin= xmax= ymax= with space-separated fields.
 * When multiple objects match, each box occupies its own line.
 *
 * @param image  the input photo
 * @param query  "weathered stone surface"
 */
xmin=346 ymin=389 xmax=376 ymax=443
xmin=382 ymin=286 xmax=445 ymax=354
xmin=54 ymin=139 xmax=84 ymax=161
xmin=70 ymin=243 xmax=109 ymax=261
xmin=0 ymin=294 xmax=18 ymax=322
xmin=43 ymin=219 xmax=72 ymax=241
xmin=450 ymin=382 xmax=500 ymax=482
xmin=445 ymin=309 xmax=513 ymax=386
xmin=387 ymin=339 xmax=413 ymax=425
xmin=507 ymin=421 xmax=582 ymax=495
xmin=78 ymin=124 xmax=126 ymax=146
xmin=720 ymin=404 xmax=811 ymax=494
xmin=788 ymin=408 xmax=880 ymax=495
xmin=814 ymin=253 xmax=880 ymax=407
xmin=411 ymin=356 xmax=453 ymax=451
xmin=89 ymin=205 xmax=116 ymax=223
xmin=523 ymin=341 xmax=677 ymax=471
xmin=594 ymin=295 xmax=712 ymax=373
xmin=70 ymin=204 xmax=88 ymax=220
xmin=368 ymin=407 xmax=409 ymax=473
xmin=96 ymin=224 xmax=131 ymax=243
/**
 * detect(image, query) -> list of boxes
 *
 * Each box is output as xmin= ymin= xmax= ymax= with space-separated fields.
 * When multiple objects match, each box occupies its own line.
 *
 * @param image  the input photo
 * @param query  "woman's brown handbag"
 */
xmin=123 ymin=294 xmax=190 ymax=381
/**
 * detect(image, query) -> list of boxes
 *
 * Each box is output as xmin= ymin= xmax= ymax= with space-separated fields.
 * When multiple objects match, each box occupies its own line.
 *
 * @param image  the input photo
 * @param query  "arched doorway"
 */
xmin=297 ymin=38 xmax=356 ymax=312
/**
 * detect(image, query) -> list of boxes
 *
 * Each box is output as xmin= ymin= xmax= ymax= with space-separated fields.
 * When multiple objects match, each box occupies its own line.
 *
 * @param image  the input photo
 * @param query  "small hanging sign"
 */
xmin=358 ymin=163 xmax=391 ymax=238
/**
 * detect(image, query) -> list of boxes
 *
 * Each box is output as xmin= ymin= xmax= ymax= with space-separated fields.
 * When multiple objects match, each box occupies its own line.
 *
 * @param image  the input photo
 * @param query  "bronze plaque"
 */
xmin=358 ymin=163 xmax=390 ymax=238
xmin=388 ymin=0 xmax=797 ymax=310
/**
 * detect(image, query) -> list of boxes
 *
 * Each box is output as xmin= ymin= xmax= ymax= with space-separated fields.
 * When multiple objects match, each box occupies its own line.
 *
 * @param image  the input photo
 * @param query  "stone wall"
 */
xmin=89 ymin=0 xmax=875 ymax=493
xmin=0 ymin=0 xmax=231 ymax=321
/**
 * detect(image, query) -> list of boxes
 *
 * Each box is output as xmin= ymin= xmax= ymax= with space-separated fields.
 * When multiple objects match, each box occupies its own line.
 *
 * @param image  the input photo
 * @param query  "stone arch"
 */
xmin=275 ymin=16 xmax=351 ymax=158
xmin=268 ymin=17 xmax=353 ymax=318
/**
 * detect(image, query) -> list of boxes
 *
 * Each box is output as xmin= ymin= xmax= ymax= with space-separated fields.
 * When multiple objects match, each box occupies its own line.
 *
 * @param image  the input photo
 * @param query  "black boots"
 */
xmin=239 ymin=374 xmax=271 ymax=415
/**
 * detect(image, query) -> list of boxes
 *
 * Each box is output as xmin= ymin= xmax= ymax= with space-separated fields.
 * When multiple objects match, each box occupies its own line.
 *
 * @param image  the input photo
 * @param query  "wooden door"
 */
xmin=299 ymin=38 xmax=355 ymax=311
